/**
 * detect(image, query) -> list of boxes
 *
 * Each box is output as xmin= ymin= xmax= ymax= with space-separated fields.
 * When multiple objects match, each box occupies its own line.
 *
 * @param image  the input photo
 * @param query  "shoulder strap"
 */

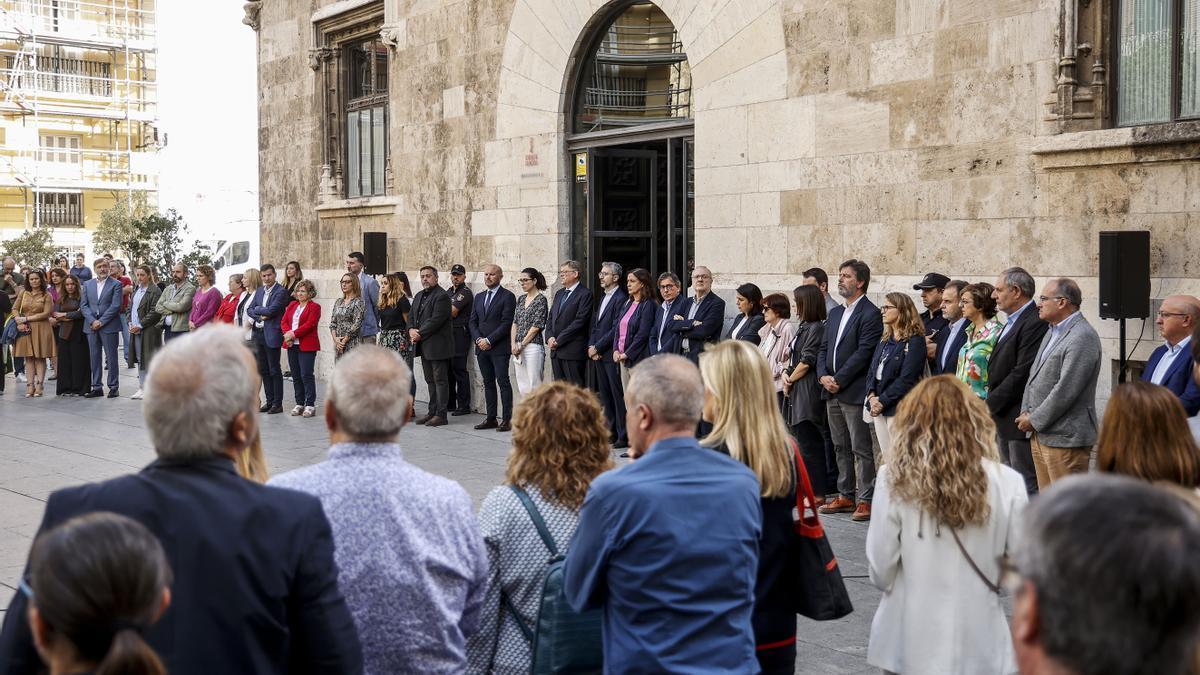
xmin=508 ymin=485 xmax=559 ymax=557
xmin=949 ymin=527 xmax=1001 ymax=594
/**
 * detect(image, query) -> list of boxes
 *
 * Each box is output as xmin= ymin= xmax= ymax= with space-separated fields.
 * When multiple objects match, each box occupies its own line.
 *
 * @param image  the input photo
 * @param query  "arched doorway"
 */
xmin=567 ymin=1 xmax=694 ymax=289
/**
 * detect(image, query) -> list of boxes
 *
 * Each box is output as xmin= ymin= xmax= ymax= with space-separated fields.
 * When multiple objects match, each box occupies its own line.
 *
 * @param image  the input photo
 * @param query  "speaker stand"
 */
xmin=1118 ymin=318 xmax=1128 ymax=384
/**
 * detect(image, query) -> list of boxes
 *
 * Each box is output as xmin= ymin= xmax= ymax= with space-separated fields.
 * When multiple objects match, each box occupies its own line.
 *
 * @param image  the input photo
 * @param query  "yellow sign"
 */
xmin=575 ymin=153 xmax=587 ymax=182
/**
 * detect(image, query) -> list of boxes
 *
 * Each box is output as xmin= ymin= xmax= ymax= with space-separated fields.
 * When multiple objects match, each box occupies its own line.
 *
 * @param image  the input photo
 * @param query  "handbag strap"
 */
xmin=789 ymin=438 xmax=825 ymax=538
xmin=949 ymin=527 xmax=1001 ymax=594
xmin=508 ymin=485 xmax=559 ymax=557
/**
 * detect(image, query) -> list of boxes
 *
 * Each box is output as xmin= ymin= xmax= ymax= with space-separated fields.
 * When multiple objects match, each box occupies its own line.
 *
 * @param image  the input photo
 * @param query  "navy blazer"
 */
xmin=1142 ymin=342 xmax=1200 ymax=416
xmin=613 ymin=297 xmax=657 ymax=366
xmin=589 ymin=288 xmax=629 ymax=359
xmin=80 ymin=277 xmax=123 ymax=334
xmin=817 ymin=297 xmax=883 ymax=405
xmin=0 ymin=457 xmax=363 ymax=675
xmin=987 ymin=306 xmax=1050 ymax=440
xmin=932 ymin=318 xmax=970 ymax=376
xmin=648 ymin=299 xmax=683 ymax=356
xmin=726 ymin=313 xmax=766 ymax=344
xmin=468 ymin=285 xmax=517 ymax=351
xmin=547 ymin=284 xmax=594 ymax=361
xmin=668 ymin=293 xmax=727 ymax=353
xmin=866 ymin=334 xmax=927 ymax=416
xmin=248 ymin=283 xmax=291 ymax=349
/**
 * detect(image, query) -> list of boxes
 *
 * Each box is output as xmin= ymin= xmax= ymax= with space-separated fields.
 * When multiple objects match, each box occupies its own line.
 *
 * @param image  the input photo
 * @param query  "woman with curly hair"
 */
xmin=866 ymin=375 xmax=1028 ymax=675
xmin=466 ymin=381 xmax=614 ymax=674
xmin=1096 ymin=380 xmax=1200 ymax=489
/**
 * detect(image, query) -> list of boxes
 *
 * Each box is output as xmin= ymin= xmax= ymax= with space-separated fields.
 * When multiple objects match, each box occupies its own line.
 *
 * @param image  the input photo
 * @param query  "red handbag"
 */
xmin=790 ymin=439 xmax=854 ymax=620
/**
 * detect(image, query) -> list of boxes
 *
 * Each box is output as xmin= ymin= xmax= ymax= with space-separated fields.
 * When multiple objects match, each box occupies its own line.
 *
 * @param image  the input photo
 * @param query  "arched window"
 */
xmin=572 ymin=2 xmax=692 ymax=133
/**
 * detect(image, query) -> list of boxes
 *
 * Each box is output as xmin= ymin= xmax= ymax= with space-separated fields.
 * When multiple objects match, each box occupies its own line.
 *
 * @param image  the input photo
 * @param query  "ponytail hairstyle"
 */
xmin=26 ymin=512 xmax=172 ymax=675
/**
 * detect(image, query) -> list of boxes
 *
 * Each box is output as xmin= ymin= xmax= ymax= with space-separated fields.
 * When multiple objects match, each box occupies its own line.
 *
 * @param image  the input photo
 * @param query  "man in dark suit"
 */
xmin=469 ymin=264 xmax=517 ymax=431
xmin=410 ymin=266 xmax=454 ymax=426
xmin=648 ymin=272 xmax=683 ymax=357
xmin=929 ymin=279 xmax=970 ymax=375
xmin=247 ymin=263 xmax=291 ymax=414
xmin=669 ymin=266 xmax=726 ymax=364
xmin=588 ymin=261 xmax=629 ymax=446
xmin=988 ymin=267 xmax=1050 ymax=495
xmin=1142 ymin=294 xmax=1200 ymax=416
xmin=0 ymin=325 xmax=363 ymax=675
xmin=546 ymin=260 xmax=593 ymax=386
xmin=817 ymin=259 xmax=883 ymax=522
xmin=446 ymin=264 xmax=474 ymax=416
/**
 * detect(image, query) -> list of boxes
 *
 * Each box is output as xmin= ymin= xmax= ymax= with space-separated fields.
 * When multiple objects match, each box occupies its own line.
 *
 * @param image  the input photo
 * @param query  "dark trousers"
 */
xmin=421 ymin=357 xmax=450 ymax=417
xmin=476 ymin=349 xmax=513 ymax=421
xmin=551 ymin=356 xmax=586 ymax=387
xmin=592 ymin=358 xmax=626 ymax=444
xmin=253 ymin=334 xmax=283 ymax=406
xmin=86 ymin=331 xmax=119 ymax=391
xmin=287 ymin=348 xmax=317 ymax=407
xmin=820 ymin=414 xmax=839 ymax=495
xmin=13 ymin=355 xmax=23 ymax=376
xmin=828 ymin=398 xmax=876 ymax=502
xmin=56 ymin=332 xmax=90 ymax=395
xmin=756 ymin=641 xmax=796 ymax=675
xmin=793 ymin=420 xmax=828 ymax=499
xmin=1001 ymin=437 xmax=1039 ymax=496
xmin=163 ymin=329 xmax=185 ymax=343
xmin=448 ymin=326 xmax=472 ymax=411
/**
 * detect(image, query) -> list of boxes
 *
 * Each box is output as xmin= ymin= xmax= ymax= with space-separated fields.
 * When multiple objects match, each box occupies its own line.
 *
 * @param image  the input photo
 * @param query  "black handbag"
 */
xmin=790 ymin=440 xmax=854 ymax=620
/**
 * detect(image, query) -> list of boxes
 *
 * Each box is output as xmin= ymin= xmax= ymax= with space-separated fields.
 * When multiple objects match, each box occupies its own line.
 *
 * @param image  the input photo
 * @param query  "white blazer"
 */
xmin=866 ymin=460 xmax=1028 ymax=675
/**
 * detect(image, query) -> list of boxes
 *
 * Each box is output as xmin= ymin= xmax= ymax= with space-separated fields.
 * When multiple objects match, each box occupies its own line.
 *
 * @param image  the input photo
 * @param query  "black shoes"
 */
xmin=106 ymin=389 xmax=119 ymax=398
xmin=496 ymin=420 xmax=511 ymax=432
xmin=267 ymin=405 xmax=284 ymax=414
xmin=451 ymin=409 xmax=472 ymax=417
xmin=84 ymin=390 xmax=103 ymax=398
xmin=474 ymin=419 xmax=498 ymax=430
xmin=259 ymin=403 xmax=272 ymax=413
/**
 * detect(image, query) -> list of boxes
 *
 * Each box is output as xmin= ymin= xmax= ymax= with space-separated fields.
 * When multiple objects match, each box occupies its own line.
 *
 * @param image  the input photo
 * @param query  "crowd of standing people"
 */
xmin=2 ymin=251 xmax=1200 ymax=674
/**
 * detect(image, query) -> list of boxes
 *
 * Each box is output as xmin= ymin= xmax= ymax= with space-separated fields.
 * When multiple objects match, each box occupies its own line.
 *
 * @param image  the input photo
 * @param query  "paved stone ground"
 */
xmin=0 ymin=367 xmax=880 ymax=673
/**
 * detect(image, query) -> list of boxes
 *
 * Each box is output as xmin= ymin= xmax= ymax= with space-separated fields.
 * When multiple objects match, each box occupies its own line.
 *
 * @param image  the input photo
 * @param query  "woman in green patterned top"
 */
xmin=956 ymin=282 xmax=1004 ymax=399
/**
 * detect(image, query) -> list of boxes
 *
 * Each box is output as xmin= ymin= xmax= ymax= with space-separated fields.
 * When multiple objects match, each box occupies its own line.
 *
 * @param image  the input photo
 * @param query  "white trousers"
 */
xmin=514 ymin=343 xmax=545 ymax=395
xmin=872 ymin=414 xmax=896 ymax=459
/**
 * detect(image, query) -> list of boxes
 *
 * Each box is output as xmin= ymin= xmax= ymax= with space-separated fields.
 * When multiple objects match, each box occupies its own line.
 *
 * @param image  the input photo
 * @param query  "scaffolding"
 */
xmin=0 ymin=0 xmax=158 ymax=236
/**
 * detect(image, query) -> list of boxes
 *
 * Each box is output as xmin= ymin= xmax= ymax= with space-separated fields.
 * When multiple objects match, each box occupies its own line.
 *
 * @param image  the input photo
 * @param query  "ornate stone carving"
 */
xmin=380 ymin=23 xmax=403 ymax=52
xmin=242 ymin=1 xmax=262 ymax=31
xmin=1045 ymin=0 xmax=1109 ymax=131
xmin=308 ymin=47 xmax=333 ymax=71
xmin=384 ymin=157 xmax=395 ymax=194
xmin=318 ymin=164 xmax=337 ymax=204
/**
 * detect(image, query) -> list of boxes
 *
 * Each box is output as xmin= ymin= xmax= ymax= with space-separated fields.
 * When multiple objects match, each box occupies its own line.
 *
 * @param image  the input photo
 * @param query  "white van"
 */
xmin=211 ymin=238 xmax=260 ymax=272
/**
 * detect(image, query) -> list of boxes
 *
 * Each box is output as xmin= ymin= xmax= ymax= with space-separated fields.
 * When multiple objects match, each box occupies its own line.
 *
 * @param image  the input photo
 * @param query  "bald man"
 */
xmin=1142 ymin=294 xmax=1200 ymax=415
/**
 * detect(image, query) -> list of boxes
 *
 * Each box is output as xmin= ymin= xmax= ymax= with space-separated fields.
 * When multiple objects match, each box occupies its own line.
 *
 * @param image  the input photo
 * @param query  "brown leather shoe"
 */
xmin=425 ymin=416 xmax=448 ymax=427
xmin=819 ymin=496 xmax=856 ymax=514
xmin=496 ymin=420 xmax=511 ymax=432
xmin=474 ymin=419 xmax=498 ymax=430
xmin=851 ymin=501 xmax=872 ymax=522
xmin=413 ymin=414 xmax=432 ymax=425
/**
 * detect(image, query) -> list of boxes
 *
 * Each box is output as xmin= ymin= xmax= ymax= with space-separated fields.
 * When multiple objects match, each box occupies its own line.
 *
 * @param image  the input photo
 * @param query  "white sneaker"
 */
xmin=302 ymin=406 xmax=316 ymax=418
xmin=290 ymin=405 xmax=304 ymax=416
xmin=130 ymin=389 xmax=144 ymax=400
xmin=16 ymin=373 xmax=27 ymax=383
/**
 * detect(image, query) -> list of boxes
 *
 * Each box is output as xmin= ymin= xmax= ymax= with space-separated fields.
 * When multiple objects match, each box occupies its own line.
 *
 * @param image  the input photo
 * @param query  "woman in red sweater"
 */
xmin=215 ymin=273 xmax=244 ymax=324
xmin=280 ymin=279 xmax=321 ymax=417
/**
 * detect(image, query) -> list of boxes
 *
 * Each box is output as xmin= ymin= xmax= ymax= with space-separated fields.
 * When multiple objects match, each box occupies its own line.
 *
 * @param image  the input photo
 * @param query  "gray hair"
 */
xmin=560 ymin=260 xmax=582 ymax=274
xmin=328 ymin=345 xmax=412 ymax=440
xmin=1015 ymin=474 xmax=1200 ymax=674
xmin=1000 ymin=266 xmax=1036 ymax=299
xmin=144 ymin=325 xmax=257 ymax=460
xmin=601 ymin=261 xmax=623 ymax=278
xmin=625 ymin=354 xmax=704 ymax=428
xmin=1050 ymin=277 xmax=1083 ymax=308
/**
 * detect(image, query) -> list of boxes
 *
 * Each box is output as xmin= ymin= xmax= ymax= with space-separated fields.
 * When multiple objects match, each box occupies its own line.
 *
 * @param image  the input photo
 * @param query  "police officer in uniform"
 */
xmin=447 ymin=263 xmax=474 ymax=416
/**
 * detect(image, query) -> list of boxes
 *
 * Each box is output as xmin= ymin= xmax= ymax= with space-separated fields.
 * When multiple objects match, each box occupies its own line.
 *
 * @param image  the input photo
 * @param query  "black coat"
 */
xmin=0 ymin=457 xmax=363 ymax=675
xmin=726 ymin=312 xmax=767 ymax=344
xmin=468 ymin=286 xmax=516 ymax=351
xmin=817 ymin=297 xmax=883 ymax=405
xmin=648 ymin=298 xmax=683 ymax=357
xmin=589 ymin=288 xmax=628 ymax=359
xmin=411 ymin=286 xmax=454 ymax=360
xmin=931 ymin=318 xmax=970 ymax=375
xmin=613 ymin=297 xmax=658 ymax=366
xmin=547 ymin=284 xmax=594 ymax=361
xmin=987 ymin=305 xmax=1050 ymax=440
xmin=668 ymin=293 xmax=727 ymax=354
xmin=866 ymin=334 xmax=928 ymax=416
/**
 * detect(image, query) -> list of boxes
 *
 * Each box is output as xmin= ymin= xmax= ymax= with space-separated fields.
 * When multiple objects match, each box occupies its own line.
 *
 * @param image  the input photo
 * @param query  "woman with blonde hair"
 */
xmin=236 ymin=436 xmax=270 ymax=484
xmin=865 ymin=292 xmax=928 ymax=454
xmin=1097 ymin=381 xmax=1200 ymax=489
xmin=239 ymin=267 xmax=263 ymax=345
xmin=330 ymin=272 xmax=364 ymax=359
xmin=467 ymin=381 xmax=614 ymax=674
xmin=867 ymin=375 xmax=1027 ymax=675
xmin=699 ymin=339 xmax=797 ymax=673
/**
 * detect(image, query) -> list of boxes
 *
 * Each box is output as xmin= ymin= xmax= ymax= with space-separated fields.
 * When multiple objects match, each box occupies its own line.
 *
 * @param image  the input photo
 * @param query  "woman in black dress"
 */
xmin=51 ymin=274 xmax=90 ymax=396
xmin=377 ymin=272 xmax=414 ymax=395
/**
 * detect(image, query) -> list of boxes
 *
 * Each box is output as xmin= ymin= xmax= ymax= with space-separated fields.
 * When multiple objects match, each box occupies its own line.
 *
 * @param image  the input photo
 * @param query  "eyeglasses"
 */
xmin=517 ymin=278 xmax=531 ymax=283
xmin=1037 ymin=295 xmax=1065 ymax=303
xmin=658 ymin=284 xmax=677 ymax=290
xmin=1157 ymin=311 xmax=1188 ymax=319
xmin=880 ymin=305 xmax=897 ymax=311
xmin=340 ymin=280 xmax=353 ymax=285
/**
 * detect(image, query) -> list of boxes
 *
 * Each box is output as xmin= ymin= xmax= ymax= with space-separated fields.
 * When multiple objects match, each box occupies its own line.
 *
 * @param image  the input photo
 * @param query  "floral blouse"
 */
xmin=956 ymin=317 xmax=1005 ymax=399
xmin=331 ymin=297 xmax=366 ymax=355
xmin=513 ymin=293 xmax=548 ymax=346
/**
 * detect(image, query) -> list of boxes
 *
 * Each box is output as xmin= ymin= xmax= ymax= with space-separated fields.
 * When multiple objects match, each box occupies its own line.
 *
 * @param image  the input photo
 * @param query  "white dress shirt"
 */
xmin=291 ymin=302 xmax=305 ymax=332
xmin=832 ymin=295 xmax=863 ymax=370
xmin=1150 ymin=335 xmax=1192 ymax=385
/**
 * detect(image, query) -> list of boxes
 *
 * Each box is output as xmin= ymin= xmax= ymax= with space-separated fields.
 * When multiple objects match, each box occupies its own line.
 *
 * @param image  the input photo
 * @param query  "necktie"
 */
xmin=559 ymin=288 xmax=571 ymax=311
xmin=485 ymin=289 xmax=493 ymax=315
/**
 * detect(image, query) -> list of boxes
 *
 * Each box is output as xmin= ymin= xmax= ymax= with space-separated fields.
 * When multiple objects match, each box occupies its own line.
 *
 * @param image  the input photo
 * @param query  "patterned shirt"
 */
xmin=956 ymin=317 xmax=1005 ymax=399
xmin=513 ymin=293 xmax=548 ymax=346
xmin=269 ymin=442 xmax=488 ymax=675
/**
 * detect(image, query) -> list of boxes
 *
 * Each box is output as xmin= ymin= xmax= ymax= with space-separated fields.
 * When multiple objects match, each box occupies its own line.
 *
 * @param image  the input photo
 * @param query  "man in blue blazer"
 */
xmin=1142 ymin=295 xmax=1200 ymax=416
xmin=469 ymin=264 xmax=517 ymax=430
xmin=80 ymin=258 xmax=123 ymax=398
xmin=930 ymin=280 xmax=970 ymax=375
xmin=0 ymin=325 xmax=363 ymax=675
xmin=247 ymin=263 xmax=290 ymax=414
xmin=546 ymin=260 xmax=593 ymax=386
xmin=816 ymin=259 xmax=883 ymax=521
xmin=648 ymin=272 xmax=683 ymax=357
xmin=588 ymin=262 xmax=629 ymax=446
xmin=669 ymin=266 xmax=726 ymax=364
xmin=347 ymin=252 xmax=380 ymax=343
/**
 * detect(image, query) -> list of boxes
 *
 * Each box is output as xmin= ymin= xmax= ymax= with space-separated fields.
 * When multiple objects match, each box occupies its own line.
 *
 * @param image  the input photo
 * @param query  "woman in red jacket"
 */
xmin=215 ymin=273 xmax=244 ymax=324
xmin=280 ymin=279 xmax=321 ymax=417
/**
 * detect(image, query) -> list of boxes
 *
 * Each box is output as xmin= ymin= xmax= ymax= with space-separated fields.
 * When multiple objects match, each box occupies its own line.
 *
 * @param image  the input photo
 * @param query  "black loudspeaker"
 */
xmin=1098 ymin=230 xmax=1150 ymax=320
xmin=362 ymin=232 xmax=387 ymax=275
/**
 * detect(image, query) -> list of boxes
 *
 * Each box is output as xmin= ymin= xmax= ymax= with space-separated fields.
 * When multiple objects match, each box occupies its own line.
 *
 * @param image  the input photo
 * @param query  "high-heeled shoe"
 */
xmin=34 ymin=381 xmax=44 ymax=397
xmin=24 ymin=383 xmax=34 ymax=397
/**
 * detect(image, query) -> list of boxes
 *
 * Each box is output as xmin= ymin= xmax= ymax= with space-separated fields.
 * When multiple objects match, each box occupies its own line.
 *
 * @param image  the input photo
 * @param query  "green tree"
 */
xmin=95 ymin=199 xmax=212 ymax=280
xmin=2 ymin=225 xmax=61 ymax=268
xmin=92 ymin=191 xmax=155 ymax=257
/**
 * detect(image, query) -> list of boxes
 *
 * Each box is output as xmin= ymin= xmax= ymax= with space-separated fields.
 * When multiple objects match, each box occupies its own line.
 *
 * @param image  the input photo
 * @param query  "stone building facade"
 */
xmin=250 ymin=0 xmax=1200 ymax=399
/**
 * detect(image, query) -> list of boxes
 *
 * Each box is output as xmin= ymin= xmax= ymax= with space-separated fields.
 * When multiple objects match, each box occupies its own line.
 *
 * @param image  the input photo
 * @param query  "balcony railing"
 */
xmin=0 ymin=0 xmax=156 ymax=44
xmin=3 ymin=55 xmax=112 ymax=96
xmin=36 ymin=192 xmax=82 ymax=227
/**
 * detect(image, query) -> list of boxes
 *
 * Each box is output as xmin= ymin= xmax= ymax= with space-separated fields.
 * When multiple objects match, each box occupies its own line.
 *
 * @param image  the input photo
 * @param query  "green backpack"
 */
xmin=500 ymin=486 xmax=603 ymax=674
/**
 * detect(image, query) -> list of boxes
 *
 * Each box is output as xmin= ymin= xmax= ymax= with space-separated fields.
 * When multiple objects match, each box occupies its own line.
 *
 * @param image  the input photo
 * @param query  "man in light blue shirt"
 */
xmin=1140 ymin=295 xmax=1200 ymax=415
xmin=563 ymin=354 xmax=761 ymax=674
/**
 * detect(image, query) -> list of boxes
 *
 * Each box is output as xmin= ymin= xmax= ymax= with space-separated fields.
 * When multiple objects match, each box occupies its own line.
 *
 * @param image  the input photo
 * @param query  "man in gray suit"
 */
xmin=1016 ymin=278 xmax=1101 ymax=490
xmin=347 ymin=252 xmax=380 ymax=344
